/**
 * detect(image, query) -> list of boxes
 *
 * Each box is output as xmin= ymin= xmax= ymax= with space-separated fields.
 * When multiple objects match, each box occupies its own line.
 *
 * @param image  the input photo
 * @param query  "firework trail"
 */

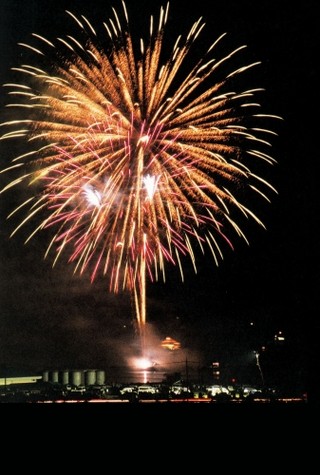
xmin=0 ymin=2 xmax=281 ymax=347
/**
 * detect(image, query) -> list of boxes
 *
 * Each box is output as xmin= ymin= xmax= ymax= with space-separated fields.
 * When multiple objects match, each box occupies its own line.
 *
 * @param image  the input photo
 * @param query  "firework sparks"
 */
xmin=0 ymin=2 xmax=281 ymax=343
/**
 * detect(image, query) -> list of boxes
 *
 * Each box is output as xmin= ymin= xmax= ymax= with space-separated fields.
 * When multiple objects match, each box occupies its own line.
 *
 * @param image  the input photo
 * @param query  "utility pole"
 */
xmin=185 ymin=357 xmax=189 ymax=392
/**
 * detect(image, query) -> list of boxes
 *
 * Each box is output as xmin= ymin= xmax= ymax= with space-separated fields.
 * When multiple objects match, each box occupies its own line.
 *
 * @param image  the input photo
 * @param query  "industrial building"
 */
xmin=0 ymin=374 xmax=42 ymax=386
xmin=42 ymin=368 xmax=106 ymax=387
xmin=0 ymin=368 xmax=106 ymax=388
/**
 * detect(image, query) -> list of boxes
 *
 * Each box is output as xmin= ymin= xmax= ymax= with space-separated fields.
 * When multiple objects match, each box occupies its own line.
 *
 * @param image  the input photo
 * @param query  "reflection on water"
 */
xmin=106 ymin=363 xmax=199 ymax=385
xmin=106 ymin=366 xmax=168 ymax=384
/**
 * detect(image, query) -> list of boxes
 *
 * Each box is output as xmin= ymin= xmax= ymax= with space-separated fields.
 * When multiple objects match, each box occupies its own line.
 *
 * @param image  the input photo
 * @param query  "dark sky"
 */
xmin=0 ymin=0 xmax=317 ymax=394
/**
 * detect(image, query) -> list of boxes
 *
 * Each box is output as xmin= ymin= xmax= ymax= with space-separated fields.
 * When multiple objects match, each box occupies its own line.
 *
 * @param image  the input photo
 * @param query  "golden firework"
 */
xmin=0 ymin=2 xmax=281 ymax=341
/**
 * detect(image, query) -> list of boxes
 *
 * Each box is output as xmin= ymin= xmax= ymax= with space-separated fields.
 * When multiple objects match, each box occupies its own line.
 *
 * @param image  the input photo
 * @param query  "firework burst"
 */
xmin=0 ymin=1 xmax=281 ymax=342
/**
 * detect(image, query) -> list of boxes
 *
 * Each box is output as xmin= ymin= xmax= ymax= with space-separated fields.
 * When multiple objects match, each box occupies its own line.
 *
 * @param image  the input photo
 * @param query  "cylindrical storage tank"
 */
xmin=42 ymin=370 xmax=49 ymax=383
xmin=51 ymin=370 xmax=59 ymax=384
xmin=61 ymin=370 xmax=69 ymax=386
xmin=85 ymin=370 xmax=96 ymax=386
xmin=96 ymin=370 xmax=106 ymax=386
xmin=71 ymin=370 xmax=83 ymax=387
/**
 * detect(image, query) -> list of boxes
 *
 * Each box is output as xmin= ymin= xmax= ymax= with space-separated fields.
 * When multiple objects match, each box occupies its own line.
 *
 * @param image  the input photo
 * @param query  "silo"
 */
xmin=96 ymin=370 xmax=106 ymax=385
xmin=51 ymin=370 xmax=59 ymax=384
xmin=71 ymin=370 xmax=83 ymax=387
xmin=61 ymin=370 xmax=69 ymax=386
xmin=85 ymin=370 xmax=96 ymax=386
xmin=42 ymin=370 xmax=49 ymax=383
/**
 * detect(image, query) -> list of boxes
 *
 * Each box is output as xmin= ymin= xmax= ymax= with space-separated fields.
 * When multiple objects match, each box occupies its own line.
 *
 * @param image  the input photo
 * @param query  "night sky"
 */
xmin=0 ymin=0 xmax=317 ymax=398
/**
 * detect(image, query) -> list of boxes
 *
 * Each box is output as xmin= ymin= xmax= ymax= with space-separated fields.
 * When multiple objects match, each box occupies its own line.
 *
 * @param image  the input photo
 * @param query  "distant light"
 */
xmin=274 ymin=331 xmax=285 ymax=341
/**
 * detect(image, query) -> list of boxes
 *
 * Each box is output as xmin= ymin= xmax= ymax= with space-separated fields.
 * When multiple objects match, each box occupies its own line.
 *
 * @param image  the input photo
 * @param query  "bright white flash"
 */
xmin=143 ymin=174 xmax=160 ymax=200
xmin=134 ymin=357 xmax=153 ymax=370
xmin=82 ymin=184 xmax=102 ymax=207
xmin=137 ymin=134 xmax=150 ymax=145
